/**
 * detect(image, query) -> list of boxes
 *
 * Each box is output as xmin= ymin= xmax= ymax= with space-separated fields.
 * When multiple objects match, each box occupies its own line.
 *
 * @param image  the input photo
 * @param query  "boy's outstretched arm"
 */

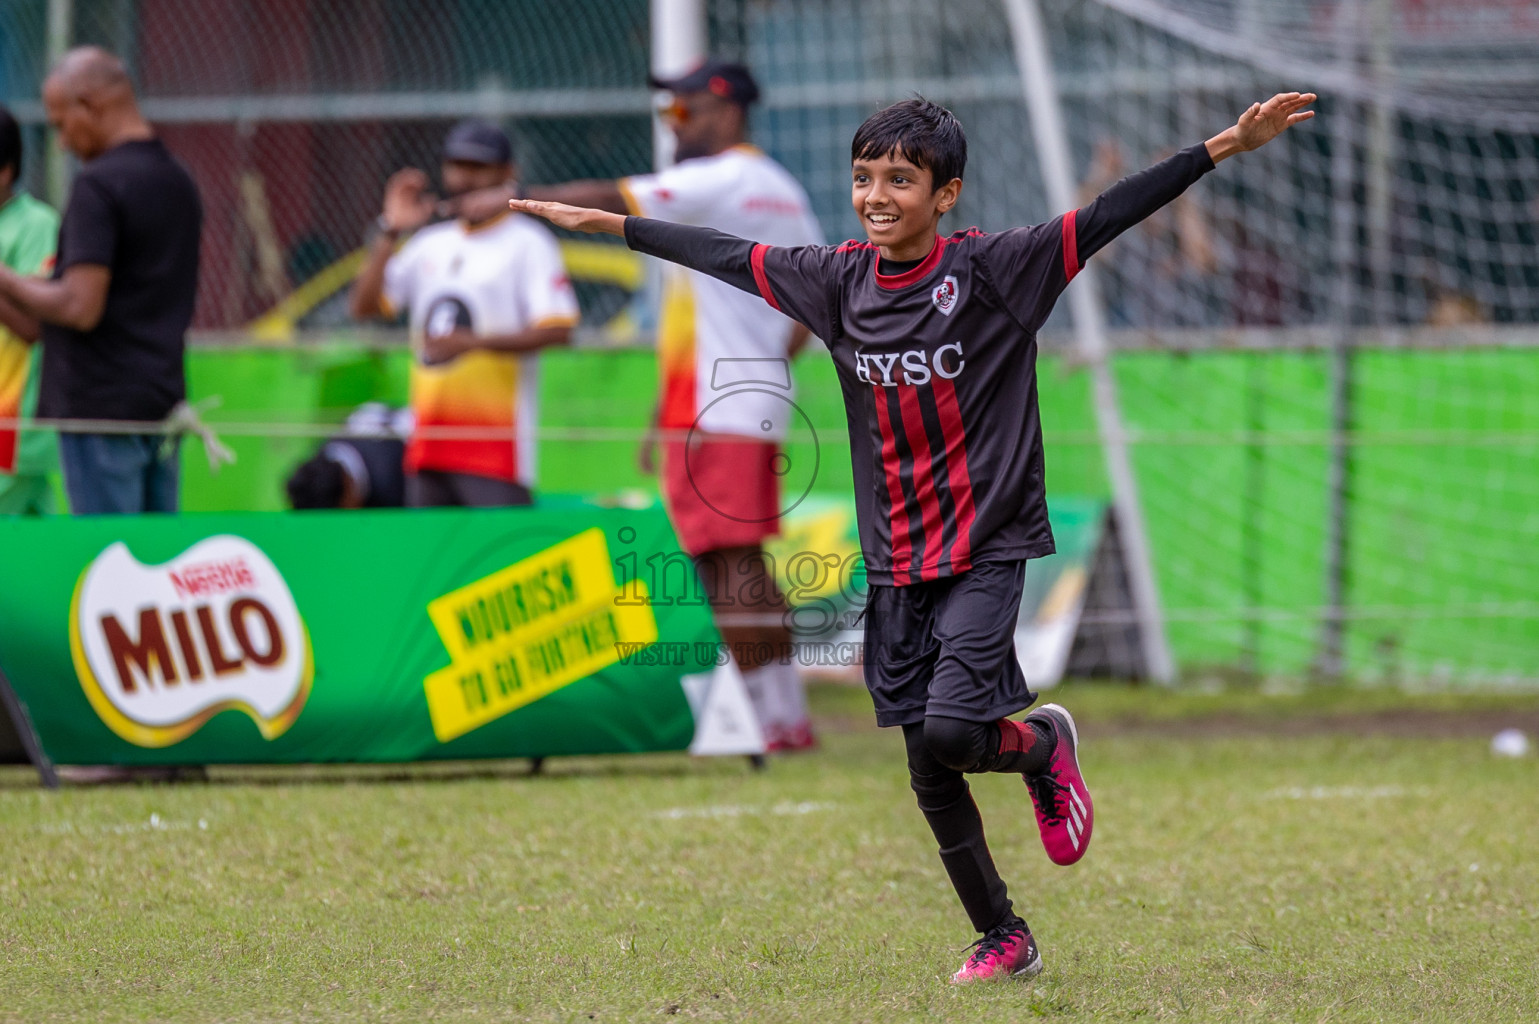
xmin=506 ymin=199 xmax=761 ymax=295
xmin=1205 ymin=92 xmax=1316 ymax=164
xmin=506 ymin=201 xmax=627 ymax=237
xmin=1073 ymin=92 xmax=1315 ymax=264
xmin=509 ymin=197 xmax=842 ymax=339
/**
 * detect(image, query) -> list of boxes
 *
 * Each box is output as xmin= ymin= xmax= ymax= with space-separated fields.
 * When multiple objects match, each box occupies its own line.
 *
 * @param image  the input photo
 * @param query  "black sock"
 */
xmin=903 ymin=721 xmax=1015 ymax=934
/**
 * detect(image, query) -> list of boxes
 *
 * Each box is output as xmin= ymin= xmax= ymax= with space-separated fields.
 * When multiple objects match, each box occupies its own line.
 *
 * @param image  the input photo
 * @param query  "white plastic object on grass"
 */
xmin=1490 ymin=728 xmax=1530 ymax=758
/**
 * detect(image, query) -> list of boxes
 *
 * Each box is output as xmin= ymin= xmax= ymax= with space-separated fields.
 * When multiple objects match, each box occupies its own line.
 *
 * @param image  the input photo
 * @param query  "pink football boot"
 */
xmin=1022 ymin=703 xmax=1094 ymax=866
xmin=951 ymin=920 xmax=1043 ymax=984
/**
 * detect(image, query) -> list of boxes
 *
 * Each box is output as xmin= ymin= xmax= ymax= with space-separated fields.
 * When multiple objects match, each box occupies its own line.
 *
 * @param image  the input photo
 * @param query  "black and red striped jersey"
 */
xmin=626 ymin=143 xmax=1215 ymax=586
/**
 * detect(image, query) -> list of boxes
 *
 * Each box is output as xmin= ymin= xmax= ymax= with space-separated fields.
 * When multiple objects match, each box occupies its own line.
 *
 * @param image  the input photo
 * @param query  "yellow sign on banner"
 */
xmin=423 ymin=528 xmax=657 ymax=742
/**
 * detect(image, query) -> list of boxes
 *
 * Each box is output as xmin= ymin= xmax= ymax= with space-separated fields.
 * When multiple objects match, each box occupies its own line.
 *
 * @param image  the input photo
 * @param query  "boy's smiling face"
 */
xmin=851 ymin=151 xmax=963 ymax=262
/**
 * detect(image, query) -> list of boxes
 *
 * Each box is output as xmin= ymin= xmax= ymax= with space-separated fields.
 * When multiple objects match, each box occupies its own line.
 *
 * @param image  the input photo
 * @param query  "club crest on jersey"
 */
xmin=932 ymin=275 xmax=961 ymax=316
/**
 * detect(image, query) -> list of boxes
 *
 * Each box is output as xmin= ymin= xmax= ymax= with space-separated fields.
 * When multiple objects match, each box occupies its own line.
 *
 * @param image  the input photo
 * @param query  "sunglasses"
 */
xmin=656 ymin=97 xmax=693 ymax=125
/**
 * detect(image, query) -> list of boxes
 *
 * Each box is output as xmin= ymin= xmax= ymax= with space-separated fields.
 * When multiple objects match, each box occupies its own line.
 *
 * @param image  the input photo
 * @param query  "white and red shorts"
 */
xmin=661 ymin=434 xmax=782 ymax=556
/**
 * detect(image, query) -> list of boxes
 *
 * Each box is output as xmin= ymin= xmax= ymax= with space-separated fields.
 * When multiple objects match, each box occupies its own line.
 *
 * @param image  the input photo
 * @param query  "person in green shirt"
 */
xmin=0 ymin=106 xmax=61 ymax=515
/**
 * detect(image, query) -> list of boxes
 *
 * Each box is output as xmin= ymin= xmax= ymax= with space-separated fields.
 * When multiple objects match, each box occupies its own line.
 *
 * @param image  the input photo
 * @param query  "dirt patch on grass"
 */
xmin=1091 ymin=707 xmax=1539 ymax=740
xmin=811 ymin=703 xmax=1539 ymax=740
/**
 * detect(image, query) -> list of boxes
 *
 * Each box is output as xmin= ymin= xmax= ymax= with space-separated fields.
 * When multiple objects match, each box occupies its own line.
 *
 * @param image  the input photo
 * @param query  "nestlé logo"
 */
xmin=69 ymin=536 xmax=312 ymax=748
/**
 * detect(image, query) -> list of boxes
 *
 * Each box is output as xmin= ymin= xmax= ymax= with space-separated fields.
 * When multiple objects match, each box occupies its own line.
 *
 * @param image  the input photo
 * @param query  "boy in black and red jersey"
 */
xmin=511 ymin=91 xmax=1315 ymax=983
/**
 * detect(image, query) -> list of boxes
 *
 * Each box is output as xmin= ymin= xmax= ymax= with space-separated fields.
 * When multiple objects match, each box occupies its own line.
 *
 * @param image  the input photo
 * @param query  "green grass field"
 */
xmin=3 ymin=683 xmax=1537 ymax=1023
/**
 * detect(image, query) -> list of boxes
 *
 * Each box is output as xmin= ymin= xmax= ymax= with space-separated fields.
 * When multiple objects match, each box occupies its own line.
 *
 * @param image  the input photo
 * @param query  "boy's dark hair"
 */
xmin=850 ymin=98 xmax=967 ymax=190
xmin=286 ymin=453 xmax=345 ymax=509
xmin=0 ymin=107 xmax=21 ymax=180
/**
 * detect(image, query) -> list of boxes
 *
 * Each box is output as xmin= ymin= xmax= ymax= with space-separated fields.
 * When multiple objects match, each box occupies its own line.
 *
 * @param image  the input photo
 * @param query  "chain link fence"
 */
xmin=716 ymin=0 xmax=1539 ymax=327
xmin=2 ymin=0 xmax=656 ymax=331
xmin=1 ymin=0 xmax=1537 ymax=684
xmin=712 ymin=0 xmax=1539 ymax=684
xmin=3 ymin=0 xmax=1534 ymax=331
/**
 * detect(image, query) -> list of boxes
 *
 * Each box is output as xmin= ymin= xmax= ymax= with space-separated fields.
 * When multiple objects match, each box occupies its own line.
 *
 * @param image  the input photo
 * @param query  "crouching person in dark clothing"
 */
xmin=286 ymin=404 xmax=408 ymax=510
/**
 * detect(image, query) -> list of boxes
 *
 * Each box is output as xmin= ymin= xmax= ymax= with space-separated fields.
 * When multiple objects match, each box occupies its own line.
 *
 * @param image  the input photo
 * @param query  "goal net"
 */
xmin=721 ymin=0 xmax=1539 ymax=686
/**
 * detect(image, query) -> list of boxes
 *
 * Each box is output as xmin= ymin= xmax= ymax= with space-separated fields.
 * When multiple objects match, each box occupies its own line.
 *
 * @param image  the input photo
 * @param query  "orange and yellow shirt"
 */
xmin=383 ymin=213 xmax=578 ymax=484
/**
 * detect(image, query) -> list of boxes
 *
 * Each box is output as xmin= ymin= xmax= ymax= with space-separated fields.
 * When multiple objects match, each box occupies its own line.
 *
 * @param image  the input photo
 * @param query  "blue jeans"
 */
xmin=59 ymin=434 xmax=179 ymax=515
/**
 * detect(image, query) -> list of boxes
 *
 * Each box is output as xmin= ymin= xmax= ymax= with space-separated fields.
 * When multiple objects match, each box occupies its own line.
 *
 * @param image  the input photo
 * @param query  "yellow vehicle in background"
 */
xmin=246 ymin=238 xmax=649 ymax=345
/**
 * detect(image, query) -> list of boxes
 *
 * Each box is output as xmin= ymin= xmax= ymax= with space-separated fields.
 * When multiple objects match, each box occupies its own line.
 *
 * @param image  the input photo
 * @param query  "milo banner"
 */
xmin=0 ymin=504 xmax=764 ymax=777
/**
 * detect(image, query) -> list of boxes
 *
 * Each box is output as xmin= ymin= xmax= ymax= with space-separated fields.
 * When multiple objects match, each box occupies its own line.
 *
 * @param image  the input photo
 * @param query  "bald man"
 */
xmin=0 ymin=47 xmax=201 ymax=514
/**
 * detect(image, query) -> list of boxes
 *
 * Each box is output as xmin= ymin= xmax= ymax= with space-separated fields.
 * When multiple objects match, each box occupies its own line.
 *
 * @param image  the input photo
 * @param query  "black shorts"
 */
xmin=862 ymin=560 xmax=1037 ymax=727
xmin=406 ymin=471 xmax=533 ymax=508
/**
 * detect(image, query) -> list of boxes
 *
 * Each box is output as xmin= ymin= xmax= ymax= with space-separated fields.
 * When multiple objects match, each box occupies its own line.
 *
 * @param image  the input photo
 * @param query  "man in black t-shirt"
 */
xmin=0 ymin=47 xmax=201 ymax=514
xmin=510 ymin=92 xmax=1315 ymax=983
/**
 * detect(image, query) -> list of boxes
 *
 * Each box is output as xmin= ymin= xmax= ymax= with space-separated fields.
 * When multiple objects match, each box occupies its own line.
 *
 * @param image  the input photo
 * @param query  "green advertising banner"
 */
xmin=0 ymin=504 xmax=740 ymax=773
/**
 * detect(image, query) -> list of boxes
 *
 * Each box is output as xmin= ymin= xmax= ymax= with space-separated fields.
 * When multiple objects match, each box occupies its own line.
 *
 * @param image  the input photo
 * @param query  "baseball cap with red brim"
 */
xmin=648 ymin=59 xmax=761 ymax=107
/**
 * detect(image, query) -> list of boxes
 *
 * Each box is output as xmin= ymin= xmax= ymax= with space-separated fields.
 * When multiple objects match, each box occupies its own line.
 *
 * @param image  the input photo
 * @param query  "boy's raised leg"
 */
xmin=928 ymin=709 xmax=1095 ymax=866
